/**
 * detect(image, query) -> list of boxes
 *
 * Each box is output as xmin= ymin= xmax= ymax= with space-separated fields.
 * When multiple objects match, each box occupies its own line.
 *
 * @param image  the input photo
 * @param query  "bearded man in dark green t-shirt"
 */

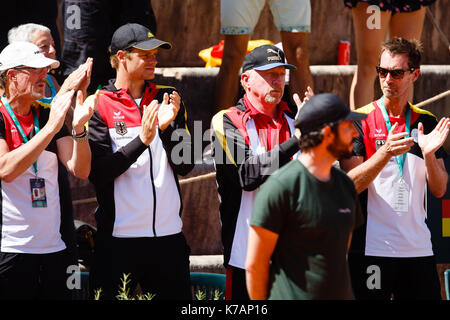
xmin=246 ymin=93 xmax=366 ymax=300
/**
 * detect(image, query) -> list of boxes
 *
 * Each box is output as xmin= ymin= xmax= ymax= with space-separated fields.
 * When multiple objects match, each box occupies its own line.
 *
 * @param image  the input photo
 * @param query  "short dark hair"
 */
xmin=380 ymin=37 xmax=423 ymax=69
xmin=298 ymin=121 xmax=340 ymax=151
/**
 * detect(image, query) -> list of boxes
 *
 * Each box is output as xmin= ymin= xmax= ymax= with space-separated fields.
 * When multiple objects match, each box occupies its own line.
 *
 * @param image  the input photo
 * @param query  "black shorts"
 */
xmin=0 ymin=249 xmax=73 ymax=300
xmin=89 ymin=232 xmax=192 ymax=300
xmin=348 ymin=253 xmax=441 ymax=300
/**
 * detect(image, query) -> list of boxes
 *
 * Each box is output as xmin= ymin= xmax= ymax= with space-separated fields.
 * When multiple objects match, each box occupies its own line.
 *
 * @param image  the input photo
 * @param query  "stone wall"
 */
xmin=152 ymin=0 xmax=450 ymax=67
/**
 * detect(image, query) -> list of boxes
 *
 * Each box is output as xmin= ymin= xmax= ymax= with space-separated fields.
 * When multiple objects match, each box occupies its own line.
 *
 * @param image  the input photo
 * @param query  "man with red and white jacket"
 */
xmin=341 ymin=37 xmax=449 ymax=300
xmin=210 ymin=45 xmax=311 ymax=300
xmin=87 ymin=23 xmax=194 ymax=300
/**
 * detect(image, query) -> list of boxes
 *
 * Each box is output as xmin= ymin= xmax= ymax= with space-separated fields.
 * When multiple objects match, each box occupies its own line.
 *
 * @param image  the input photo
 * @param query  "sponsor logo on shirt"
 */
xmin=374 ymin=128 xmax=385 ymax=138
xmin=113 ymin=111 xmax=125 ymax=120
xmin=338 ymin=208 xmax=351 ymax=214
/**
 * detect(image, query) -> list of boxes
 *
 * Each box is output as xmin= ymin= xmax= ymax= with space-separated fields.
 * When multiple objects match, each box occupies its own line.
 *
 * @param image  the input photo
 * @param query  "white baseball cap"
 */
xmin=0 ymin=41 xmax=60 ymax=71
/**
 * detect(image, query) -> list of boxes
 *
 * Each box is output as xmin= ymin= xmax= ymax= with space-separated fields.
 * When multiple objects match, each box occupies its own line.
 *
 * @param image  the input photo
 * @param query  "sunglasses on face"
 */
xmin=376 ymin=66 xmax=415 ymax=79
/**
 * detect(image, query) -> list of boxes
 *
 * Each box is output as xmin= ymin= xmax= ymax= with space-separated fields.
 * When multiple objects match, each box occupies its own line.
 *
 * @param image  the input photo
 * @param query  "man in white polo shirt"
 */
xmin=0 ymin=41 xmax=95 ymax=299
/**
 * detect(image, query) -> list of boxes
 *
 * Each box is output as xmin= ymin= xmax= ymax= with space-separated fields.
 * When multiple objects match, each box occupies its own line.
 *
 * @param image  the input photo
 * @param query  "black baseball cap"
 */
xmin=242 ymin=44 xmax=296 ymax=73
xmin=110 ymin=23 xmax=172 ymax=55
xmin=294 ymin=93 xmax=367 ymax=134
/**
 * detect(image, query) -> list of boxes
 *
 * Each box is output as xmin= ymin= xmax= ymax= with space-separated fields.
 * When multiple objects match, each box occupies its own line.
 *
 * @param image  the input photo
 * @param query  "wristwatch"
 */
xmin=72 ymin=127 xmax=89 ymax=141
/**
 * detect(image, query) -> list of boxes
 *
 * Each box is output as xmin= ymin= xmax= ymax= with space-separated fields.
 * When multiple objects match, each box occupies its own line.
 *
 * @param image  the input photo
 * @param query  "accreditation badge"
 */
xmin=392 ymin=178 xmax=409 ymax=213
xmin=30 ymin=177 xmax=47 ymax=208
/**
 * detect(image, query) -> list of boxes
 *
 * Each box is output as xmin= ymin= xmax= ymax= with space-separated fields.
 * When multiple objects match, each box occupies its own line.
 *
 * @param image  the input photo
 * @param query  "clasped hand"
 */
xmin=139 ymin=91 xmax=181 ymax=146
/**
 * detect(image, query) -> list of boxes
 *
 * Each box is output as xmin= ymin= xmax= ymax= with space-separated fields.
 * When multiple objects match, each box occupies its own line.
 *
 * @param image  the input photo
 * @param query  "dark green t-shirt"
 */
xmin=251 ymin=160 xmax=363 ymax=300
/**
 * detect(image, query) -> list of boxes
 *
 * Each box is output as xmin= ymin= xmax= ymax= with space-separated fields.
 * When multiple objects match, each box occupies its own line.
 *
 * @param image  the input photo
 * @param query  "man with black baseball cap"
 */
xmin=214 ymin=0 xmax=313 ymax=113
xmin=87 ymin=23 xmax=194 ymax=300
xmin=109 ymin=23 xmax=171 ymax=55
xmin=241 ymin=44 xmax=296 ymax=73
xmin=210 ymin=44 xmax=311 ymax=300
xmin=246 ymin=93 xmax=365 ymax=300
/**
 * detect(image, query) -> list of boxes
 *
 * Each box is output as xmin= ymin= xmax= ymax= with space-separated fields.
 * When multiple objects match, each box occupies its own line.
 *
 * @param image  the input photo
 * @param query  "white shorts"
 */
xmin=221 ymin=0 xmax=311 ymax=34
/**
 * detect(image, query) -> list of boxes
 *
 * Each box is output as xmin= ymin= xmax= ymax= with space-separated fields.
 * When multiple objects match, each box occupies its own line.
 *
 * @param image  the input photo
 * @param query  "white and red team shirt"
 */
xmin=350 ymin=101 xmax=447 ymax=258
xmin=0 ymin=103 xmax=69 ymax=254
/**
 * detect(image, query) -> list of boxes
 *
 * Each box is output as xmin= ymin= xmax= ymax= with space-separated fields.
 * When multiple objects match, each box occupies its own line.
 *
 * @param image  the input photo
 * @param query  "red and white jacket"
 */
xmin=88 ymin=80 xmax=194 ymax=238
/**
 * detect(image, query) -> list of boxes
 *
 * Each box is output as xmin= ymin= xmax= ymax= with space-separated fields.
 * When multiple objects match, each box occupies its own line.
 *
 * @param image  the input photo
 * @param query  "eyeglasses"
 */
xmin=376 ymin=66 xmax=415 ymax=79
xmin=13 ymin=66 xmax=51 ymax=73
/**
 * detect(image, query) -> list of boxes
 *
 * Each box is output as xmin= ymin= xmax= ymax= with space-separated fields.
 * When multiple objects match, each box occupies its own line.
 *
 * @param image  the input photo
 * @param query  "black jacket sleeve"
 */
xmin=352 ymin=120 xmax=366 ymax=157
xmin=88 ymin=109 xmax=148 ymax=187
xmin=212 ymin=112 xmax=299 ymax=192
xmin=238 ymin=136 xmax=299 ymax=191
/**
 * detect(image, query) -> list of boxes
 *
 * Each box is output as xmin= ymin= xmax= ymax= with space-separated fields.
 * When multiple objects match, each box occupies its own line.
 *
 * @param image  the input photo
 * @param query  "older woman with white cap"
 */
xmin=7 ymin=23 xmax=93 ymax=110
xmin=0 ymin=41 xmax=97 ymax=300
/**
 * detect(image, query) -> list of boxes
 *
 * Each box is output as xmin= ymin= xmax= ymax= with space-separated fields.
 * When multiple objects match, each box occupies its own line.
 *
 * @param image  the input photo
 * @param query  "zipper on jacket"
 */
xmin=148 ymin=146 xmax=157 ymax=237
xmin=128 ymin=90 xmax=158 ymax=237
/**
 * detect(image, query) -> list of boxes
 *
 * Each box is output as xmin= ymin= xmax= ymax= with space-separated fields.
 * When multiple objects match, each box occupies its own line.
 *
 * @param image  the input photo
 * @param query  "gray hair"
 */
xmin=8 ymin=23 xmax=51 ymax=43
xmin=0 ymin=70 xmax=8 ymax=90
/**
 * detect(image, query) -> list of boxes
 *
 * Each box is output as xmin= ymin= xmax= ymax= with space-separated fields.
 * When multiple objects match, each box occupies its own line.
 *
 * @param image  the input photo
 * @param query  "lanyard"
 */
xmin=1 ymin=96 xmax=40 ymax=175
xmin=377 ymin=97 xmax=410 ymax=178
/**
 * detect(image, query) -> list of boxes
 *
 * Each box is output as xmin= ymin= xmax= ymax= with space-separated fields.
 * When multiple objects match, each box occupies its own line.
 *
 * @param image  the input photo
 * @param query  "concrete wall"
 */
xmin=152 ymin=0 xmax=450 ymax=67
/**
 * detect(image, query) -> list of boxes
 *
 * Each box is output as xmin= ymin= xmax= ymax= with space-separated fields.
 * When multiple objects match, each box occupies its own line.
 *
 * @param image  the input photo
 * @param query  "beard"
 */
xmin=31 ymin=87 xmax=45 ymax=100
xmin=327 ymin=135 xmax=354 ymax=160
xmin=381 ymin=86 xmax=399 ymax=98
xmin=264 ymin=91 xmax=282 ymax=105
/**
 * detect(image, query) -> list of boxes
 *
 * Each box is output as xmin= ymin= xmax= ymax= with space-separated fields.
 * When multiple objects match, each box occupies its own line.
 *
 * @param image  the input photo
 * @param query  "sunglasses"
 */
xmin=376 ymin=66 xmax=415 ymax=79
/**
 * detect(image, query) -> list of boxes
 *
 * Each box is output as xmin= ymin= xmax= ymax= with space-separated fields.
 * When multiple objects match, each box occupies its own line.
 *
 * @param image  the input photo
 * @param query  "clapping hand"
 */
xmin=48 ymin=90 xmax=75 ymax=133
xmin=294 ymin=86 xmax=314 ymax=120
xmin=60 ymin=57 xmax=93 ymax=99
xmin=418 ymin=117 xmax=450 ymax=156
xmin=158 ymin=91 xmax=181 ymax=131
xmin=382 ymin=122 xmax=415 ymax=157
xmin=293 ymin=86 xmax=314 ymax=139
xmin=139 ymin=100 xmax=159 ymax=146
xmin=72 ymin=90 xmax=98 ymax=134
